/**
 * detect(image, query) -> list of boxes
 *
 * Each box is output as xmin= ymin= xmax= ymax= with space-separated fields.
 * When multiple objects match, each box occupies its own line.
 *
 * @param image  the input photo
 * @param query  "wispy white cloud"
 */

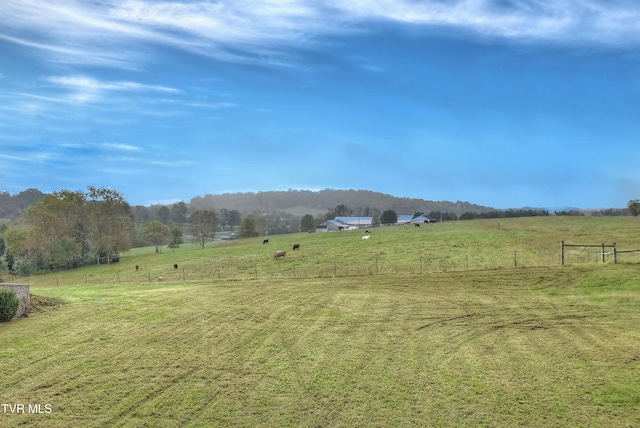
xmin=0 ymin=151 xmax=56 ymax=163
xmin=2 ymin=1 xmax=639 ymax=71
xmin=13 ymin=92 xmax=79 ymax=105
xmin=101 ymin=143 xmax=143 ymax=152
xmin=0 ymin=153 xmax=31 ymax=162
xmin=47 ymin=76 xmax=179 ymax=93
xmin=148 ymin=159 xmax=198 ymax=167
xmin=186 ymin=101 xmax=236 ymax=109
xmin=59 ymin=142 xmax=143 ymax=153
xmin=24 ymin=75 xmax=181 ymax=106
xmin=332 ymin=0 xmax=640 ymax=45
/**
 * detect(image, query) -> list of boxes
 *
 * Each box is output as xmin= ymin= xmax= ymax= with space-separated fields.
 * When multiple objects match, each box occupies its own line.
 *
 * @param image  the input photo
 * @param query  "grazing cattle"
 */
xmin=293 ymin=243 xmax=300 ymax=251
xmin=111 ymin=256 xmax=120 ymax=263
xmin=263 ymin=239 xmax=269 ymax=244
xmin=274 ymin=250 xmax=286 ymax=258
xmin=135 ymin=265 xmax=139 ymax=271
xmin=414 ymin=223 xmax=420 ymax=227
xmin=362 ymin=235 xmax=370 ymax=240
xmin=158 ymin=276 xmax=164 ymax=282
xmin=174 ymin=264 xmax=178 ymax=270
xmin=365 ymin=230 xmax=370 ymax=234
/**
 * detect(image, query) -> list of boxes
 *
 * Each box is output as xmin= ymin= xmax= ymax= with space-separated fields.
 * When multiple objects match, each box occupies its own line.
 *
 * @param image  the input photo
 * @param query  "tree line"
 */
xmin=0 ymin=187 xmax=449 ymax=276
xmin=2 ymin=186 xmax=637 ymax=277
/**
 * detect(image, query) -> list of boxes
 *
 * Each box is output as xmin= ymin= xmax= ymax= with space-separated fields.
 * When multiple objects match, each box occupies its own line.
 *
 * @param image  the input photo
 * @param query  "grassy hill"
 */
xmin=1 ymin=217 xmax=639 ymax=427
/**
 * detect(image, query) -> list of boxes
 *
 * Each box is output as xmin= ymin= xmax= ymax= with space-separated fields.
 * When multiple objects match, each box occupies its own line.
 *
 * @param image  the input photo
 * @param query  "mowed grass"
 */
xmin=1 ymin=217 xmax=639 ymax=427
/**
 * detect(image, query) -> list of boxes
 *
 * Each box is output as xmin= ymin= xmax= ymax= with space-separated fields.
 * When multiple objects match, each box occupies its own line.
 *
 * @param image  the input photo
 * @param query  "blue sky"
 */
xmin=1 ymin=1 xmax=639 ymax=209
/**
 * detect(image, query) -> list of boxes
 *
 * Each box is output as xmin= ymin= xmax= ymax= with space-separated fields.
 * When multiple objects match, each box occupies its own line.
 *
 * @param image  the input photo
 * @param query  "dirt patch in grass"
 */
xmin=28 ymin=294 xmax=65 ymax=315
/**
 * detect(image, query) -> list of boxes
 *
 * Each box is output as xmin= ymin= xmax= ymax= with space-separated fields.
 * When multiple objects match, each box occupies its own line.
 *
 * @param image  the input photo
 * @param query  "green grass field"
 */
xmin=1 ymin=217 xmax=639 ymax=427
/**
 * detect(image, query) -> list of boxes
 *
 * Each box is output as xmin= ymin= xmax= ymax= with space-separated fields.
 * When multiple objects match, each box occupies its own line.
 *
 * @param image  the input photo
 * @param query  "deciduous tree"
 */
xmin=381 ymin=209 xmax=398 ymax=225
xmin=157 ymin=206 xmax=171 ymax=225
xmin=238 ymin=217 xmax=259 ymax=238
xmin=171 ymin=202 xmax=187 ymax=224
xmin=300 ymin=214 xmax=315 ymax=232
xmin=189 ymin=210 xmax=218 ymax=249
xmin=168 ymin=227 xmax=184 ymax=249
xmin=86 ymin=186 xmax=135 ymax=259
xmin=140 ymin=221 xmax=171 ymax=253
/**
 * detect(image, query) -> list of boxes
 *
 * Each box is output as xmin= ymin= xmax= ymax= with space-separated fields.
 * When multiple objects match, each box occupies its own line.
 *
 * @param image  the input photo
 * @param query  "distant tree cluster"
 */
xmin=1 ymin=187 xmax=135 ymax=275
xmin=459 ymin=209 xmax=549 ymax=220
xmin=426 ymin=211 xmax=458 ymax=222
xmin=554 ymin=210 xmax=584 ymax=216
xmin=628 ymin=200 xmax=640 ymax=216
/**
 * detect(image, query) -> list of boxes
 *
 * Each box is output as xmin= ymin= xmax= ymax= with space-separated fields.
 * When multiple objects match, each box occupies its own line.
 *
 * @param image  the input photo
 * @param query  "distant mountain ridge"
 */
xmin=189 ymin=189 xmax=495 ymax=216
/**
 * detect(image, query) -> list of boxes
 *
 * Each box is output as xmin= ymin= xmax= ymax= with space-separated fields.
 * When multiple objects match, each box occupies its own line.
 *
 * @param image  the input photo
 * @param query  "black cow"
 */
xmin=263 ymin=239 xmax=269 ymax=244
xmin=293 ymin=243 xmax=300 ymax=251
xmin=174 ymin=264 xmax=178 ymax=270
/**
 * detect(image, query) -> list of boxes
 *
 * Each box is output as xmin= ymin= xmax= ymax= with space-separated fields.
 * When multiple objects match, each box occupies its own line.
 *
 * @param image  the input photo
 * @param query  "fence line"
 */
xmin=17 ymin=233 xmax=640 ymax=287
xmin=35 ymin=250 xmax=571 ymax=287
xmin=560 ymin=241 xmax=640 ymax=265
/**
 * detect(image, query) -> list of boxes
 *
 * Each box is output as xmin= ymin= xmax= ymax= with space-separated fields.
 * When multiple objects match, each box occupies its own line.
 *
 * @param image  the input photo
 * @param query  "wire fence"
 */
xmin=39 ymin=250 xmax=630 ymax=287
xmin=19 ymin=224 xmax=640 ymax=287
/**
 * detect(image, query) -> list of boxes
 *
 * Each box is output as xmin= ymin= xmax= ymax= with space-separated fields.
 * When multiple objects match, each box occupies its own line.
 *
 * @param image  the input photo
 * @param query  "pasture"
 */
xmin=21 ymin=216 xmax=640 ymax=287
xmin=1 ymin=217 xmax=639 ymax=427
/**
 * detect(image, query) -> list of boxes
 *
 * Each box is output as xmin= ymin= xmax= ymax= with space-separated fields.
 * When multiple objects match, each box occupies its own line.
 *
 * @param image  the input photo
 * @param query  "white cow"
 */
xmin=362 ymin=235 xmax=370 ymax=240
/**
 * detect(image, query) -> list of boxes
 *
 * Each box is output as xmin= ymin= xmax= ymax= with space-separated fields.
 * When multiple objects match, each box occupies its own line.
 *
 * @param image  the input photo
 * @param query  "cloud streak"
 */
xmin=2 ymin=1 xmax=639 ymax=70
xmin=47 ymin=76 xmax=179 ymax=93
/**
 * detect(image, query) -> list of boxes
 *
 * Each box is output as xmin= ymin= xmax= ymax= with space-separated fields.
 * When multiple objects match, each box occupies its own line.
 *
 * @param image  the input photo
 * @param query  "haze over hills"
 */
xmin=1 ymin=188 xmax=496 ymax=220
xmin=2 ymin=188 xmax=629 ymax=221
xmin=188 ymin=189 xmax=494 ymax=217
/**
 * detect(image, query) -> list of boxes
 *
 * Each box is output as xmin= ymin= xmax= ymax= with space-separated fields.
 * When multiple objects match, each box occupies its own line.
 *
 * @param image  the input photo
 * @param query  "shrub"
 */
xmin=0 ymin=289 xmax=20 ymax=322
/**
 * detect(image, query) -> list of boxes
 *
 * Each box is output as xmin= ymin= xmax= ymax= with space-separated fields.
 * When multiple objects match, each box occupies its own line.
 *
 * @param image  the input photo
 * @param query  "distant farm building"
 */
xmin=316 ymin=217 xmax=374 ymax=233
xmin=396 ymin=214 xmax=415 ymax=225
xmin=389 ymin=211 xmax=436 ymax=226
xmin=411 ymin=215 xmax=435 ymax=224
xmin=315 ymin=212 xmax=435 ymax=232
